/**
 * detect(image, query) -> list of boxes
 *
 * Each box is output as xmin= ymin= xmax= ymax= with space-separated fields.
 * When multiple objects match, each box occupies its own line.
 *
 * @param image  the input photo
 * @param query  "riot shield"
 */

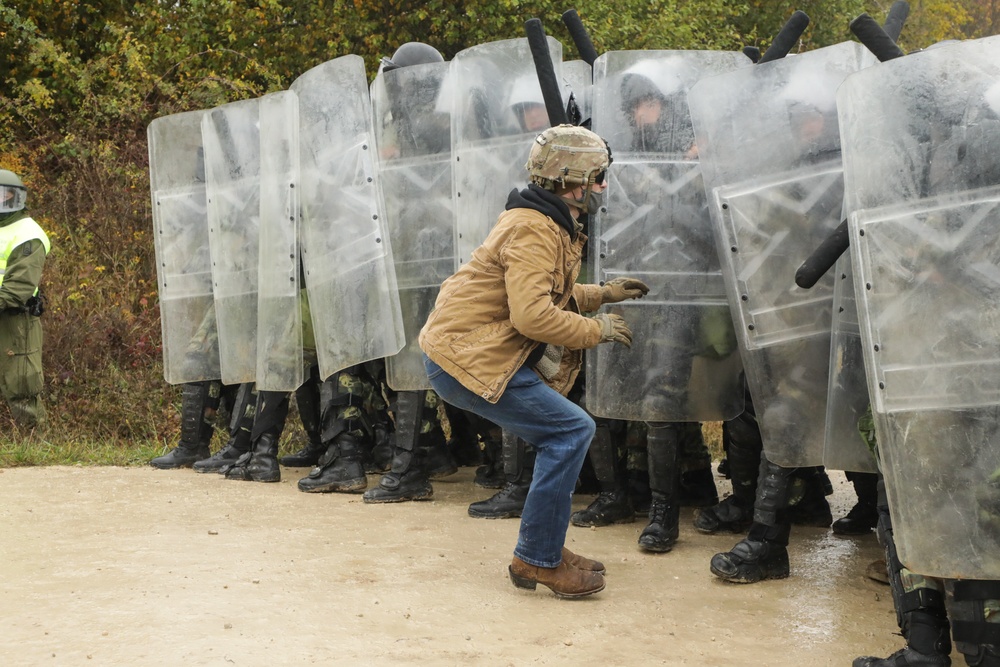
xmin=372 ymin=60 xmax=454 ymax=391
xmin=841 ymin=36 xmax=1000 ymax=579
xmin=256 ymin=90 xmax=303 ymax=391
xmin=450 ymin=37 xmax=563 ymax=266
xmin=561 ymin=59 xmax=592 ymax=124
xmin=689 ymin=42 xmax=870 ymax=466
xmin=822 ymin=255 xmax=877 ymax=473
xmin=291 ymin=55 xmax=404 ymax=381
xmin=148 ymin=109 xmax=220 ymax=385
xmin=586 ymin=51 xmax=750 ymax=423
xmin=202 ymin=97 xmax=261 ymax=385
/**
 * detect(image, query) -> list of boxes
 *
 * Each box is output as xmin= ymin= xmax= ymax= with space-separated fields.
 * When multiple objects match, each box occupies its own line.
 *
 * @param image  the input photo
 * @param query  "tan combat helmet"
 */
xmin=525 ymin=124 xmax=612 ymax=193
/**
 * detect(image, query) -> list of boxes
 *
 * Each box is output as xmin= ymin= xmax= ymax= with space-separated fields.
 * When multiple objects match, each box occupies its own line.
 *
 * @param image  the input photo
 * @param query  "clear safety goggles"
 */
xmin=0 ymin=186 xmax=26 ymax=213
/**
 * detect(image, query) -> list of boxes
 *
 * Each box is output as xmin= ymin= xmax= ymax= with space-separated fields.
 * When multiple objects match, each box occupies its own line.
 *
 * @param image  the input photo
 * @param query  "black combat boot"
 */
xmin=572 ymin=422 xmax=635 ymax=526
xmin=709 ymin=532 xmax=790 ymax=583
xmin=194 ymin=432 xmax=250 ymax=473
xmin=364 ymin=391 xmax=433 ymax=503
xmin=195 ymin=382 xmax=254 ymax=473
xmin=853 ymin=611 xmax=952 ymax=667
xmin=297 ymin=433 xmax=368 ymax=493
xmin=222 ymin=390 xmax=288 ymax=482
xmin=694 ymin=417 xmax=760 ymax=534
xmin=280 ymin=439 xmax=327 ymax=468
xmin=833 ymin=471 xmax=879 ymax=535
xmin=222 ymin=432 xmax=281 ymax=483
xmin=151 ymin=381 xmax=218 ymax=469
xmin=468 ymin=434 xmax=534 ymax=519
xmin=711 ymin=456 xmax=793 ymax=582
xmin=637 ymin=423 xmax=681 ymax=552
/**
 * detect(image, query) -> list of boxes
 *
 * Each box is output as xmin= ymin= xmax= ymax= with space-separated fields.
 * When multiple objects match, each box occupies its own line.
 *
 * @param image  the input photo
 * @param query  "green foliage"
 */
xmin=0 ymin=0 xmax=992 ymax=461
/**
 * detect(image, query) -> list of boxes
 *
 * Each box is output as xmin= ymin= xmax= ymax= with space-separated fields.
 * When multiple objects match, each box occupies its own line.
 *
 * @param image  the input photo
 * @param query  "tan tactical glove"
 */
xmin=594 ymin=313 xmax=633 ymax=348
xmin=601 ymin=277 xmax=650 ymax=304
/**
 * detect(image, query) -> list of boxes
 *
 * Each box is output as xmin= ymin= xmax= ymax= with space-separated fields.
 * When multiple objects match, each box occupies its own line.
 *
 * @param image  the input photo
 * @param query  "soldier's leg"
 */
xmin=638 ymin=422 xmax=683 ymax=552
xmin=947 ymin=580 xmax=1000 ymax=667
xmin=709 ymin=455 xmax=793 ymax=583
xmin=833 ymin=471 xmax=880 ymax=536
xmin=222 ymin=389 xmax=288 ymax=483
xmin=443 ymin=401 xmax=484 ymax=467
xmin=467 ymin=430 xmax=535 ymax=518
xmin=194 ymin=382 xmax=256 ymax=473
xmin=151 ymin=380 xmax=222 ymax=469
xmin=693 ymin=409 xmax=760 ymax=534
xmin=363 ymin=390 xmax=436 ymax=502
xmin=297 ymin=367 xmax=371 ymax=493
xmin=571 ymin=419 xmax=635 ymax=527
xmin=475 ymin=419 xmax=505 ymax=489
xmin=854 ymin=477 xmax=952 ymax=667
xmin=678 ymin=422 xmax=719 ymax=508
xmin=626 ymin=421 xmax=651 ymax=515
xmin=422 ymin=391 xmax=459 ymax=480
xmin=280 ymin=366 xmax=326 ymax=467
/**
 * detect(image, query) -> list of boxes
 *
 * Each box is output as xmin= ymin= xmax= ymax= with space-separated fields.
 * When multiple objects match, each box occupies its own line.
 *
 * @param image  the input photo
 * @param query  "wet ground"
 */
xmin=0 ymin=466 xmax=901 ymax=666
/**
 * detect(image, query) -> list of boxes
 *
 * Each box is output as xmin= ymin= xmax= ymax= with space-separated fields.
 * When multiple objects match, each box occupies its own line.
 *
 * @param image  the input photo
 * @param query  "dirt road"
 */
xmin=0 ymin=466 xmax=900 ymax=666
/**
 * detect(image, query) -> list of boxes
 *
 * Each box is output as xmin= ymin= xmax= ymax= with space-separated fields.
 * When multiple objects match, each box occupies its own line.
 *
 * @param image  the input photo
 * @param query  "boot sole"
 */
xmin=362 ymin=489 xmax=433 ymax=504
xmin=709 ymin=563 xmax=790 ymax=584
xmin=468 ymin=508 xmax=522 ymax=519
xmin=570 ymin=514 xmax=636 ymax=528
xmin=298 ymin=480 xmax=367 ymax=494
xmin=508 ymin=567 xmax=606 ymax=598
xmin=429 ymin=465 xmax=459 ymax=480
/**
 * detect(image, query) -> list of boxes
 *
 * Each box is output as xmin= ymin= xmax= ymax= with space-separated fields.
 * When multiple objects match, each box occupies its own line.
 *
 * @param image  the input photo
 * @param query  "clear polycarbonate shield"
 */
xmin=586 ymin=50 xmax=750 ymax=423
xmin=822 ymin=256 xmax=877 ymax=473
xmin=255 ymin=90 xmax=303 ymax=391
xmin=451 ymin=37 xmax=563 ymax=265
xmin=841 ymin=36 xmax=1000 ymax=578
xmin=562 ymin=59 xmax=592 ymax=124
xmin=372 ymin=61 xmax=454 ymax=391
xmin=202 ymin=97 xmax=261 ymax=385
xmin=291 ymin=55 xmax=404 ymax=380
xmin=148 ymin=109 xmax=220 ymax=384
xmin=689 ymin=41 xmax=870 ymax=466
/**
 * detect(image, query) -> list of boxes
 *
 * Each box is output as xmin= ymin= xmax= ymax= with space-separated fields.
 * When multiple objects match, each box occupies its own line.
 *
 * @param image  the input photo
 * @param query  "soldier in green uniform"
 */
xmin=0 ymin=169 xmax=50 ymax=427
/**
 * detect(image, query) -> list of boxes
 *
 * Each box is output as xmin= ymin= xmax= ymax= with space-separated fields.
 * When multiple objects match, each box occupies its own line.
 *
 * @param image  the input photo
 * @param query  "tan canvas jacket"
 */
xmin=419 ymin=206 xmax=605 ymax=403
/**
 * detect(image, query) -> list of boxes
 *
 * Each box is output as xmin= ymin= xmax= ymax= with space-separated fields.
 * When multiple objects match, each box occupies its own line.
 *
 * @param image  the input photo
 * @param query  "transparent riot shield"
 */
xmin=372 ymin=61 xmax=454 ymax=391
xmin=202 ymin=97 xmax=261 ymax=385
xmin=256 ymin=90 xmax=303 ymax=391
xmin=451 ymin=37 xmax=563 ymax=265
xmin=689 ymin=42 xmax=870 ymax=466
xmin=148 ymin=109 xmax=220 ymax=385
xmin=561 ymin=59 xmax=592 ymax=124
xmin=586 ymin=50 xmax=750 ymax=423
xmin=291 ymin=55 xmax=404 ymax=381
xmin=841 ymin=36 xmax=1000 ymax=579
xmin=822 ymin=255 xmax=877 ymax=473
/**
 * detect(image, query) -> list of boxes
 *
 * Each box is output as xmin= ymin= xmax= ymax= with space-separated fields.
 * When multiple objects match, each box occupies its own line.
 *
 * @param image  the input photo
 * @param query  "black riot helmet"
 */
xmin=381 ymin=42 xmax=445 ymax=72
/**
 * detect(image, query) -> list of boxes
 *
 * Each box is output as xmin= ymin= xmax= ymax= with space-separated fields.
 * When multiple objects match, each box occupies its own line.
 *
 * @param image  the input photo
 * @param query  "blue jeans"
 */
xmin=425 ymin=354 xmax=595 ymax=568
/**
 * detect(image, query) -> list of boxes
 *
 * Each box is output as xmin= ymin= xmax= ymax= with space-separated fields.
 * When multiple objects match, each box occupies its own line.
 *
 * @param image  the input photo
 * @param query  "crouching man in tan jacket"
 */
xmin=419 ymin=125 xmax=648 ymax=598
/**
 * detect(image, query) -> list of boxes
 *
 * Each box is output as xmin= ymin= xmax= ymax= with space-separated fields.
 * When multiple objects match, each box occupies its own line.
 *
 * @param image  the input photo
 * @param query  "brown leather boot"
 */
xmin=561 ymin=547 xmax=606 ymax=575
xmin=508 ymin=556 xmax=606 ymax=599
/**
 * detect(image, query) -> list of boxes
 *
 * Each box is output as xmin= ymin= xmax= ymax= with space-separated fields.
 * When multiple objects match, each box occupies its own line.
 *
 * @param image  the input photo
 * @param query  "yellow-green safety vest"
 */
xmin=0 ymin=216 xmax=51 ymax=291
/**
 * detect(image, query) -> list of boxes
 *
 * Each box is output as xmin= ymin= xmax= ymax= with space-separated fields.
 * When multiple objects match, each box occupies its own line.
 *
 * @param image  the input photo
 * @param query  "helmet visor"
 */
xmin=0 ymin=186 xmax=26 ymax=213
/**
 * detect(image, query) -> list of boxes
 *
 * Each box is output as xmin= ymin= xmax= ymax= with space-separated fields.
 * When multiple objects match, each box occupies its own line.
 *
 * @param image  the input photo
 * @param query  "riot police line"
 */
xmin=146 ymin=9 xmax=1000 ymax=665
